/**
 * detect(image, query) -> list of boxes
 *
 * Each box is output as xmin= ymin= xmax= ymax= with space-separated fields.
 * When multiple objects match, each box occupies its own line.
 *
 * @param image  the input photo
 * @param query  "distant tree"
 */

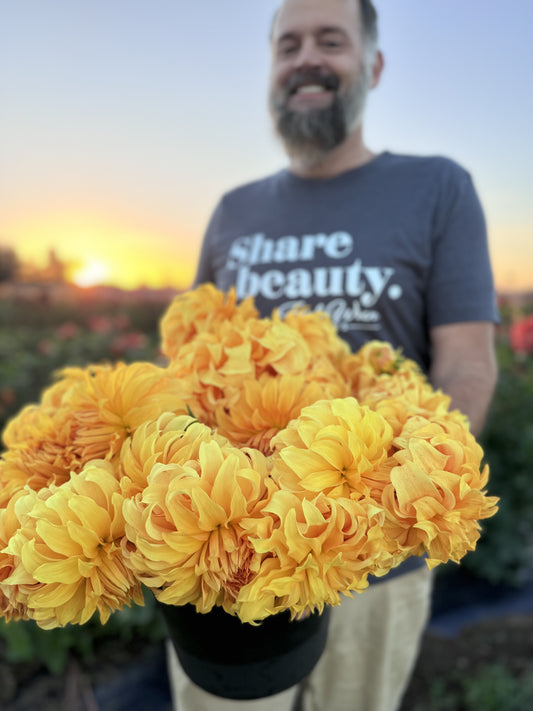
xmin=43 ymin=248 xmax=65 ymax=282
xmin=0 ymin=246 xmax=18 ymax=282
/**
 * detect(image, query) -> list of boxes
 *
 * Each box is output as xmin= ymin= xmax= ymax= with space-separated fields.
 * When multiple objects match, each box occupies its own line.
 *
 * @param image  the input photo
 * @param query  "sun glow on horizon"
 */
xmin=5 ymin=214 xmax=200 ymax=291
xmin=69 ymin=258 xmax=111 ymax=288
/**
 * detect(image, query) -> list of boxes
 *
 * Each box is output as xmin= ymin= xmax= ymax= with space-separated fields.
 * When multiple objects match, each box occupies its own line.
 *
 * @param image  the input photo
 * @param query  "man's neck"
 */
xmin=288 ymin=126 xmax=376 ymax=179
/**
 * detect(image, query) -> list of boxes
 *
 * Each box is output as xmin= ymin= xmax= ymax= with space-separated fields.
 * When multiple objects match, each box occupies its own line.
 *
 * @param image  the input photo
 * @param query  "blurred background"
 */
xmin=1 ymin=2 xmax=532 ymax=709
xmin=1 ymin=0 xmax=532 ymax=292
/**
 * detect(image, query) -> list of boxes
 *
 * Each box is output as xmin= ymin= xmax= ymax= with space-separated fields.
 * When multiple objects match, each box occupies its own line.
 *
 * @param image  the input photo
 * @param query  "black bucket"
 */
xmin=160 ymin=603 xmax=330 ymax=700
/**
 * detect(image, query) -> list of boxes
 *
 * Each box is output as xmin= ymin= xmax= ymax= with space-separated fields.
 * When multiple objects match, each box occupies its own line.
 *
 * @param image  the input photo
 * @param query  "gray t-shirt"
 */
xmin=195 ymin=151 xmax=498 ymax=372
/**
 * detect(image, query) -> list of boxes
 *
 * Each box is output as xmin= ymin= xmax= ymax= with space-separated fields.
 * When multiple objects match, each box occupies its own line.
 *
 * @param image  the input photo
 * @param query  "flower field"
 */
xmin=0 ymin=286 xmax=532 ymax=702
xmin=0 ymin=292 xmax=165 ymax=432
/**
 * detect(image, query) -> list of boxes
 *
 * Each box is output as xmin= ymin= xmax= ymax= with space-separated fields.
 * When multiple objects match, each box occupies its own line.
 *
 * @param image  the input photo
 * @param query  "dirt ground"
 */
xmin=2 ymin=613 xmax=533 ymax=710
xmin=400 ymin=613 xmax=533 ymax=710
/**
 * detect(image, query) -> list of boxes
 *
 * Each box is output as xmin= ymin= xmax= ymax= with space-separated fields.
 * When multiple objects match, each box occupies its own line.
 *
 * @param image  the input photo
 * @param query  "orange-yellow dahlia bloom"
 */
xmin=236 ymin=491 xmax=395 ymax=622
xmin=362 ymin=371 xmax=462 ymax=437
xmin=246 ymin=317 xmax=313 ymax=376
xmin=2 ymin=404 xmax=49 ymax=450
xmin=279 ymin=307 xmax=350 ymax=362
xmin=0 ymin=490 xmax=32 ymax=622
xmin=166 ymin=315 xmax=340 ymax=432
xmin=166 ymin=327 xmax=257 ymax=426
xmin=56 ymin=362 xmax=188 ymax=463
xmin=1 ymin=375 xmax=84 ymax=450
xmin=214 ymin=374 xmax=337 ymax=455
xmin=0 ymin=408 xmax=78 ymax=508
xmin=0 ymin=362 xmax=188 ymax=505
xmin=271 ymin=398 xmax=394 ymax=499
xmin=119 ymin=412 xmax=226 ymax=497
xmin=339 ymin=341 xmax=421 ymax=400
xmin=122 ymin=421 xmax=273 ymax=615
xmin=3 ymin=461 xmax=142 ymax=629
xmin=160 ymin=284 xmax=258 ymax=360
xmin=381 ymin=415 xmax=499 ymax=567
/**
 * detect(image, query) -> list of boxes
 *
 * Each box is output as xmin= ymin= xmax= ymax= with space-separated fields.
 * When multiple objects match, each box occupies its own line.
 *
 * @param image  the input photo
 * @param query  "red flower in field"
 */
xmin=114 ymin=314 xmax=131 ymax=331
xmin=110 ymin=332 xmax=148 ymax=357
xmin=87 ymin=315 xmax=114 ymax=334
xmin=37 ymin=339 xmax=54 ymax=355
xmin=509 ymin=315 xmax=533 ymax=354
xmin=54 ymin=322 xmax=79 ymax=340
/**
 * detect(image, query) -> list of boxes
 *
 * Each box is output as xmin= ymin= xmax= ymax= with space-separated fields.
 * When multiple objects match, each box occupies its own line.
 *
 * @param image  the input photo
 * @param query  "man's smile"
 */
xmin=285 ymin=72 xmax=338 ymax=110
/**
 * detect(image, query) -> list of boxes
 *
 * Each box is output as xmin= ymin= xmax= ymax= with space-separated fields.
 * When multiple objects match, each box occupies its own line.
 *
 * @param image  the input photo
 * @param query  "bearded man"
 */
xmin=167 ymin=1 xmax=499 ymax=709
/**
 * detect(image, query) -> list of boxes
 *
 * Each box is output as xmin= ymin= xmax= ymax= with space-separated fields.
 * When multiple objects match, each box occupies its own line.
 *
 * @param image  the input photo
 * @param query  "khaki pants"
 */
xmin=166 ymin=566 xmax=433 ymax=711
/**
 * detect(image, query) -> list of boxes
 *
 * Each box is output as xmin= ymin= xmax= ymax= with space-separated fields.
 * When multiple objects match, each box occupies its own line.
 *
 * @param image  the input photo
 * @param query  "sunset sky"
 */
xmin=1 ymin=1 xmax=532 ymax=291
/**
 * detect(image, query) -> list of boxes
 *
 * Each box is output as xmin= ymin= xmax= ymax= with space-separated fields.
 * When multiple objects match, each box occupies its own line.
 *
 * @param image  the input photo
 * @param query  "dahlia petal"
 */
xmin=65 ymin=521 xmax=102 ymax=557
xmin=192 ymin=488 xmax=228 ymax=530
xmin=33 ymin=559 xmax=81 ymax=584
xmin=68 ymin=496 xmax=112 ymax=540
xmin=391 ymin=462 xmax=440 ymax=507
xmin=30 ymin=581 xmax=81 ymax=608
xmin=35 ymin=520 xmax=81 ymax=557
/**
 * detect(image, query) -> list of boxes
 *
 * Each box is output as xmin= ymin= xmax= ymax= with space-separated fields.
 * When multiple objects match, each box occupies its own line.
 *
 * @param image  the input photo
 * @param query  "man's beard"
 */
xmin=270 ymin=67 xmax=370 ymax=167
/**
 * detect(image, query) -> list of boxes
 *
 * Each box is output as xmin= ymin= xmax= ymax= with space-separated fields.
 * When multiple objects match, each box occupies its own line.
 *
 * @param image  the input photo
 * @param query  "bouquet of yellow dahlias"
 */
xmin=0 ymin=284 xmax=498 ymax=632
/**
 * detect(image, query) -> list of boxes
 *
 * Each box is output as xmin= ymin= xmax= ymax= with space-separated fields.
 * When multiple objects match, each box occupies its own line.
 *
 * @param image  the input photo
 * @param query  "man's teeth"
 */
xmin=296 ymin=84 xmax=327 ymax=94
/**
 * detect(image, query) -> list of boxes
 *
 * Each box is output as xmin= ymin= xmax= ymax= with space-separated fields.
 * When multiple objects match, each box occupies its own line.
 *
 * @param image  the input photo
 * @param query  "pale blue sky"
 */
xmin=1 ymin=1 xmax=532 ymax=289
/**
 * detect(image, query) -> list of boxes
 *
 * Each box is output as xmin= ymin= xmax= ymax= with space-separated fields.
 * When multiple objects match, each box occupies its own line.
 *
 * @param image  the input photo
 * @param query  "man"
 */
xmin=168 ymin=0 xmax=499 ymax=709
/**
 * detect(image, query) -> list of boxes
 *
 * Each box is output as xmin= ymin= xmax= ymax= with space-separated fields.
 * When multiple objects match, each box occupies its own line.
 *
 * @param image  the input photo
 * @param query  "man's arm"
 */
xmin=429 ymin=321 xmax=498 ymax=438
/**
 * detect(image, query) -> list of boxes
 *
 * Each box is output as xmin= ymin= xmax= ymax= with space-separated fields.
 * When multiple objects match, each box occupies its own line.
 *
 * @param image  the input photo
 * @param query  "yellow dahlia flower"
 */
xmin=271 ymin=398 xmax=394 ymax=499
xmin=381 ymin=416 xmax=499 ymax=567
xmin=297 ymin=355 xmax=351 ymax=401
xmin=119 ymin=412 xmax=226 ymax=497
xmin=166 ymin=316 xmax=336 ymax=432
xmin=167 ymin=328 xmax=256 ymax=426
xmin=57 ymin=362 xmax=188 ymax=463
xmin=122 ymin=427 xmax=273 ymax=615
xmin=246 ymin=317 xmax=312 ymax=376
xmin=160 ymin=284 xmax=258 ymax=360
xmin=0 ymin=490 xmax=32 ymax=622
xmin=4 ymin=461 xmax=142 ymax=629
xmin=279 ymin=307 xmax=349 ymax=362
xmin=0 ymin=409 xmax=79 ymax=508
xmin=214 ymin=374 xmax=335 ymax=455
xmin=361 ymin=371 xmax=461 ymax=437
xmin=236 ymin=491 xmax=394 ymax=622
xmin=0 ymin=362 xmax=188 ymax=505
xmin=340 ymin=341 xmax=421 ymax=399
xmin=2 ymin=375 xmax=84 ymax=449
xmin=2 ymin=404 xmax=47 ymax=449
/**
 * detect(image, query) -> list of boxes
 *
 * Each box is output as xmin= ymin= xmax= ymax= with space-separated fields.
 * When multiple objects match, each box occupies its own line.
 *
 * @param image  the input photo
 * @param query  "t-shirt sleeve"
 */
xmin=192 ymin=202 xmax=223 ymax=287
xmin=426 ymin=165 xmax=499 ymax=327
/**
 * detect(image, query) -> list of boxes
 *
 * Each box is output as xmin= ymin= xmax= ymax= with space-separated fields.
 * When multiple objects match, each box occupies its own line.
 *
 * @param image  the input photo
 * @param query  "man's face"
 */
xmin=269 ymin=0 xmax=372 ymax=163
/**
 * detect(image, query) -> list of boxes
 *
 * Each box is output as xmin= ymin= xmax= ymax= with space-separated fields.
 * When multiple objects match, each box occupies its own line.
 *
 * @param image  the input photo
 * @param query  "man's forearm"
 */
xmin=430 ymin=366 xmax=498 ymax=438
xmin=429 ymin=322 xmax=498 ymax=439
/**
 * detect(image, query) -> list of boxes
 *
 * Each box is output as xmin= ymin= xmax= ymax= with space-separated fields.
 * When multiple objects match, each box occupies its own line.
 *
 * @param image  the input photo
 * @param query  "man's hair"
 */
xmin=359 ymin=0 xmax=379 ymax=56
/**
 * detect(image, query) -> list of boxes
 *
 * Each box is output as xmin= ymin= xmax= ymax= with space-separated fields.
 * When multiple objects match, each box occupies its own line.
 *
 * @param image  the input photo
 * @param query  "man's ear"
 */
xmin=369 ymin=50 xmax=384 ymax=89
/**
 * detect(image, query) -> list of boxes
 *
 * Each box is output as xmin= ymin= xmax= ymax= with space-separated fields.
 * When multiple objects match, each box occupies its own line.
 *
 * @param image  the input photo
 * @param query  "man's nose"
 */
xmin=293 ymin=38 xmax=322 ymax=69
